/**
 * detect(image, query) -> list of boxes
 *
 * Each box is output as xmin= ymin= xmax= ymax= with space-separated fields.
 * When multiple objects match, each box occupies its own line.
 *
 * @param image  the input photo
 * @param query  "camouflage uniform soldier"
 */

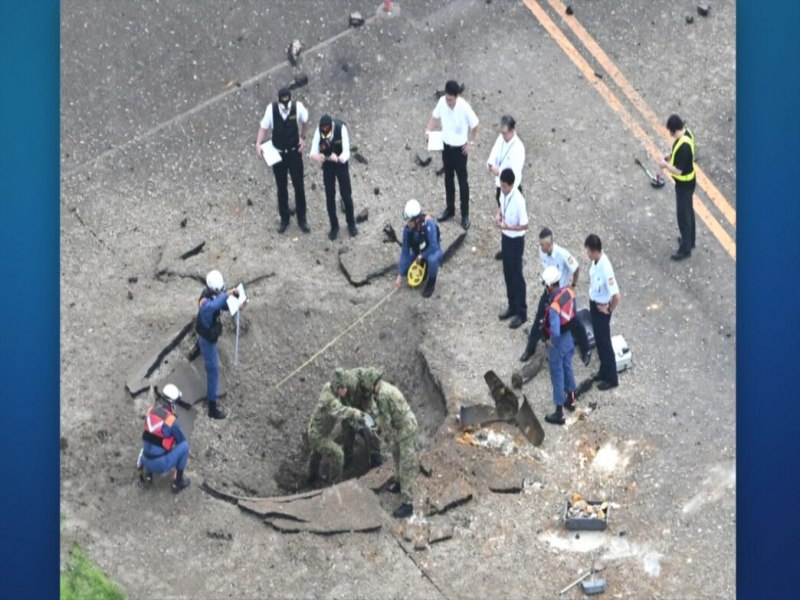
xmin=361 ymin=368 xmax=419 ymax=519
xmin=307 ymin=369 xmax=367 ymax=482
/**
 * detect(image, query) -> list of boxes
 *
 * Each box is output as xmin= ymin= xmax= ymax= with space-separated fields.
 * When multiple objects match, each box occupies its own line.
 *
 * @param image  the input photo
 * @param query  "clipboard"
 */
xmin=261 ymin=141 xmax=282 ymax=166
xmin=226 ymin=283 xmax=247 ymax=316
xmin=427 ymin=131 xmax=444 ymax=152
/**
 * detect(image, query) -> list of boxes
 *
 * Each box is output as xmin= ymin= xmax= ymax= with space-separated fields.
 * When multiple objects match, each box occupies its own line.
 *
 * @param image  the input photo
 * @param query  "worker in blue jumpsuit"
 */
xmin=196 ymin=269 xmax=239 ymax=420
xmin=541 ymin=266 xmax=578 ymax=426
xmin=394 ymin=199 xmax=443 ymax=298
xmin=138 ymin=383 xmax=191 ymax=492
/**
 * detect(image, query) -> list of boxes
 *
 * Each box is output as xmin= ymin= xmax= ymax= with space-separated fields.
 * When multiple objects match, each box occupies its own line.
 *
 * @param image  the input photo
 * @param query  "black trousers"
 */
xmin=272 ymin=149 xmax=307 ymax=224
xmin=501 ymin=235 xmax=527 ymax=320
xmin=675 ymin=179 xmax=696 ymax=254
xmin=590 ymin=300 xmax=618 ymax=386
xmin=443 ymin=143 xmax=469 ymax=217
xmin=525 ymin=289 xmax=591 ymax=357
xmin=322 ymin=161 xmax=355 ymax=230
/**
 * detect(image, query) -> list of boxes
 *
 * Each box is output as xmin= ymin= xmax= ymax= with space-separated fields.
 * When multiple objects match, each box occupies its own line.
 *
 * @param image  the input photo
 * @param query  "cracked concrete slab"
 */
xmin=472 ymin=456 xmax=538 ymax=494
xmin=237 ymin=480 xmax=385 ymax=534
xmin=337 ymin=245 xmax=397 ymax=287
xmin=125 ymin=319 xmax=195 ymax=396
xmin=425 ymin=475 xmax=472 ymax=516
xmin=158 ymin=353 xmax=227 ymax=406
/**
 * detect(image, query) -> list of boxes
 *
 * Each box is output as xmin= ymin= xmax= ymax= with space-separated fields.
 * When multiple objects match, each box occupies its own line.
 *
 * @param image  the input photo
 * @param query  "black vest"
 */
xmin=196 ymin=288 xmax=223 ymax=343
xmin=320 ymin=121 xmax=344 ymax=157
xmin=271 ymin=101 xmax=299 ymax=151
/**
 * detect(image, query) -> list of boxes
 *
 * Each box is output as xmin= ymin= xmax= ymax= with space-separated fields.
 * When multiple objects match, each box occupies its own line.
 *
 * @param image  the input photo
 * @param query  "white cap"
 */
xmin=206 ymin=270 xmax=224 ymax=292
xmin=403 ymin=199 xmax=421 ymax=220
xmin=542 ymin=265 xmax=561 ymax=286
xmin=162 ymin=383 xmax=181 ymax=402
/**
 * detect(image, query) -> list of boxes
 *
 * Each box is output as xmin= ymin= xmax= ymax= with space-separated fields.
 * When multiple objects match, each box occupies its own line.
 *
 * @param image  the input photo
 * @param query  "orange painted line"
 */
xmin=546 ymin=0 xmax=736 ymax=228
xmin=522 ymin=0 xmax=736 ymax=260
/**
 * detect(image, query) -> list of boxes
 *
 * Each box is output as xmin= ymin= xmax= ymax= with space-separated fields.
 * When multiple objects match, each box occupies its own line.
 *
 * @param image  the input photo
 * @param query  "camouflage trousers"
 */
xmin=308 ymin=421 xmax=361 ymax=481
xmin=390 ymin=431 xmax=418 ymax=504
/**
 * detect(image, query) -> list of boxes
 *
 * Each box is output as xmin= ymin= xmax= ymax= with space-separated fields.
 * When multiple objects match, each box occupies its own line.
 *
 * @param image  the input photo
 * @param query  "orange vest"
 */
xmin=142 ymin=406 xmax=177 ymax=451
xmin=544 ymin=286 xmax=576 ymax=337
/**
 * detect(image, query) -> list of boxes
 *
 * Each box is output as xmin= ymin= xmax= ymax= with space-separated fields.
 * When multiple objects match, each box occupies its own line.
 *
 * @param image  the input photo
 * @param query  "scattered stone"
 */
xmin=128 ymin=276 xmax=138 ymax=284
xmin=419 ymin=456 xmax=433 ymax=477
xmin=697 ymin=4 xmax=710 ymax=17
xmin=373 ymin=187 xmax=380 ymax=195
xmin=179 ymin=241 xmax=205 ymax=260
xmin=127 ymin=290 xmax=134 ymax=300
xmin=566 ymin=5 xmax=574 ymax=16
xmin=353 ymin=152 xmax=369 ymax=165
xmin=206 ymin=530 xmax=233 ymax=541
xmin=594 ymin=71 xmax=603 ymax=79
xmin=287 ymin=39 xmax=303 ymax=66
xmin=311 ymin=182 xmax=317 ymax=191
xmin=290 ymin=73 xmax=309 ymax=89
xmin=355 ymin=207 xmax=369 ymax=223
xmin=180 ymin=217 xmax=188 ymax=228
xmin=349 ymin=11 xmax=365 ymax=27
xmin=246 ymin=198 xmax=253 ymax=207
xmin=415 ymin=151 xmax=432 ymax=167
xmin=685 ymin=14 xmax=694 ymax=24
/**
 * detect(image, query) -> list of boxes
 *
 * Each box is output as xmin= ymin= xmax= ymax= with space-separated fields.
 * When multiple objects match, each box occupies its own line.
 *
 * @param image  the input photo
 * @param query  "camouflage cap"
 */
xmin=360 ymin=366 xmax=384 ymax=389
xmin=332 ymin=368 xmax=357 ymax=390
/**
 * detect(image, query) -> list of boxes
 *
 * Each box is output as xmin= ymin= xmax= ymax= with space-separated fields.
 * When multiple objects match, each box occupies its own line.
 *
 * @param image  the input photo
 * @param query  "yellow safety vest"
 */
xmin=669 ymin=128 xmax=695 ymax=182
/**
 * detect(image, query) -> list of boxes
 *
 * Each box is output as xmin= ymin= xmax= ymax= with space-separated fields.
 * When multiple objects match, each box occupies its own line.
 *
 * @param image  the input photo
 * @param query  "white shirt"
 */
xmin=588 ymin=253 xmax=620 ymax=303
xmin=259 ymin=100 xmax=309 ymax=130
xmin=432 ymin=96 xmax=479 ymax=146
xmin=499 ymin=189 xmax=528 ymax=239
xmin=540 ymin=243 xmax=578 ymax=289
xmin=487 ymin=133 xmax=525 ymax=189
xmin=309 ymin=122 xmax=351 ymax=164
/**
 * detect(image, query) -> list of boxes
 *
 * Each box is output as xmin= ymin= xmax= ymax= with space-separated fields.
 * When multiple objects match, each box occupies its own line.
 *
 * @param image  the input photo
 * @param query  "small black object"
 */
xmin=373 ymin=187 xmax=380 ymax=195
xmin=392 ymin=502 xmax=413 ymax=519
xmin=685 ymin=14 xmax=694 ymax=24
xmin=246 ymin=198 xmax=253 ymax=207
xmin=494 ymin=250 xmax=503 ymax=260
xmin=180 ymin=217 xmax=188 ymax=228
xmin=421 ymin=276 xmax=436 ymax=298
xmin=349 ymin=12 xmax=365 ymax=27
xmin=289 ymin=73 xmax=309 ymax=89
xmin=353 ymin=152 xmax=368 ymax=165
xmin=697 ymin=4 xmax=710 ymax=17
xmin=566 ymin=5 xmax=574 ymax=15
xmin=127 ymin=290 xmax=134 ymax=301
xmin=128 ymin=276 xmax=138 ymax=284
xmin=435 ymin=166 xmax=445 ymax=176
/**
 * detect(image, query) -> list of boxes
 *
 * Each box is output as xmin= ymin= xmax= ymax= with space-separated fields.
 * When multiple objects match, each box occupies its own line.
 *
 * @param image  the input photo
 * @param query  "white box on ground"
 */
xmin=612 ymin=335 xmax=631 ymax=373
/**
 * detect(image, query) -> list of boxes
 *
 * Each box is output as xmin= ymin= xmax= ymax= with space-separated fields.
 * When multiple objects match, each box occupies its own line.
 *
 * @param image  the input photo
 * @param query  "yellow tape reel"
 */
xmin=407 ymin=261 xmax=427 ymax=288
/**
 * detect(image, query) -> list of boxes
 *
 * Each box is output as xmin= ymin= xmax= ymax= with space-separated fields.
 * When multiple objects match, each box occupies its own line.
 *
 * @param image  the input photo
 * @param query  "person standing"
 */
xmin=496 ymin=169 xmax=528 ymax=329
xmin=486 ymin=115 xmax=525 ymax=260
xmin=539 ymin=267 xmax=578 ymax=426
xmin=394 ymin=199 xmax=443 ymax=299
xmin=196 ymin=269 xmax=239 ymax=419
xmin=584 ymin=234 xmax=621 ymax=391
xmin=310 ymin=115 xmax=358 ymax=240
xmin=255 ymin=87 xmax=310 ymax=234
xmin=138 ymin=384 xmax=191 ymax=492
xmin=520 ymin=228 xmax=591 ymax=365
xmin=658 ymin=114 xmax=696 ymax=260
xmin=425 ymin=80 xmax=479 ymax=231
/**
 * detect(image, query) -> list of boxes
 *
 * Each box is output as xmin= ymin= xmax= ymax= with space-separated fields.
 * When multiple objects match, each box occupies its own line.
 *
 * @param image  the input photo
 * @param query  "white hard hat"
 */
xmin=403 ymin=199 xmax=422 ymax=220
xmin=162 ymin=383 xmax=182 ymax=402
xmin=541 ymin=265 xmax=561 ymax=286
xmin=206 ymin=270 xmax=224 ymax=292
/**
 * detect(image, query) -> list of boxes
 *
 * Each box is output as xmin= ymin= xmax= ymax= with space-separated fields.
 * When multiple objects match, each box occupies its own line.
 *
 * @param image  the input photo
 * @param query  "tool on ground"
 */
xmin=559 ymin=570 xmax=593 ymax=595
xmin=634 ymin=157 xmax=666 ymax=188
xmin=581 ymin=560 xmax=607 ymax=595
xmin=516 ymin=395 xmax=545 ymax=446
xmin=407 ymin=261 xmax=427 ymax=288
xmin=383 ymin=223 xmax=402 ymax=246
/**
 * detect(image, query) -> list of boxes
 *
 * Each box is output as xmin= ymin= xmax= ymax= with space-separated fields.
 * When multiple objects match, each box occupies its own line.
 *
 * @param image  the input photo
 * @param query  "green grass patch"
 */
xmin=61 ymin=545 xmax=125 ymax=600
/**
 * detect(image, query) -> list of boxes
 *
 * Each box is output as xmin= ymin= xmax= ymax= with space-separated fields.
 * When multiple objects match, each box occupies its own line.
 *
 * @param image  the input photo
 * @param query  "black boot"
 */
xmin=564 ymin=391 xmax=577 ymax=412
xmin=421 ymin=276 xmax=437 ymax=298
xmin=171 ymin=469 xmax=191 ymax=493
xmin=208 ymin=403 xmax=227 ymax=420
xmin=545 ymin=405 xmax=565 ymax=425
xmin=387 ymin=478 xmax=401 ymax=494
xmin=369 ymin=452 xmax=385 ymax=468
xmin=392 ymin=502 xmax=413 ymax=519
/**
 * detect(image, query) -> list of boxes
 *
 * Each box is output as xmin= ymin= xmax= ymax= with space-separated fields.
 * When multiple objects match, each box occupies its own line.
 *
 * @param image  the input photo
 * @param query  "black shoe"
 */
xmin=582 ymin=350 xmax=592 ymax=367
xmin=509 ymin=316 xmax=526 ymax=329
xmin=369 ymin=452 xmax=385 ymax=468
xmin=494 ymin=250 xmax=503 ymax=260
xmin=670 ymin=251 xmax=691 ymax=261
xmin=564 ymin=391 xmax=577 ymax=412
xmin=298 ymin=221 xmax=311 ymax=233
xmin=348 ymin=225 xmax=359 ymax=237
xmin=277 ymin=221 xmax=290 ymax=234
xmin=519 ymin=349 xmax=533 ymax=362
xmin=208 ymin=403 xmax=227 ymax=420
xmin=596 ymin=380 xmax=618 ymax=391
xmin=677 ymin=236 xmax=696 ymax=249
xmin=171 ymin=476 xmax=191 ymax=493
xmin=545 ymin=408 xmax=565 ymax=425
xmin=387 ymin=479 xmax=401 ymax=494
xmin=461 ymin=216 xmax=470 ymax=230
xmin=590 ymin=372 xmax=602 ymax=382
xmin=498 ymin=308 xmax=514 ymax=321
xmin=437 ymin=209 xmax=454 ymax=222
xmin=328 ymin=227 xmax=339 ymax=241
xmin=392 ymin=502 xmax=413 ymax=519
xmin=421 ymin=276 xmax=436 ymax=298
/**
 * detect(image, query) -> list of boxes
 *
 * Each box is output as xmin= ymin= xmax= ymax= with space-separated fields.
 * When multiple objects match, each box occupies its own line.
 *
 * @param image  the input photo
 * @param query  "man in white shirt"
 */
xmin=496 ymin=169 xmax=528 ymax=329
xmin=519 ymin=228 xmax=591 ymax=366
xmin=486 ymin=115 xmax=525 ymax=260
xmin=584 ymin=234 xmax=621 ymax=390
xmin=425 ymin=80 xmax=479 ymax=231
xmin=255 ymin=87 xmax=310 ymax=234
xmin=310 ymin=115 xmax=358 ymax=240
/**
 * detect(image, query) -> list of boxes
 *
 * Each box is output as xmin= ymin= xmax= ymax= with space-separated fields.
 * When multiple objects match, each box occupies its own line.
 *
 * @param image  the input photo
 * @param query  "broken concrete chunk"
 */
xmin=127 ymin=290 xmax=134 ymax=300
xmin=353 ymin=152 xmax=368 ymax=165
xmin=355 ymin=207 xmax=369 ymax=223
xmin=697 ymin=4 xmax=710 ymax=17
xmin=349 ymin=11 xmax=365 ymax=27
xmin=685 ymin=14 xmax=694 ymax=24
xmin=125 ymin=319 xmax=195 ymax=397
xmin=428 ymin=521 xmax=454 ymax=544
xmin=180 ymin=217 xmax=187 ymax=228
xmin=427 ymin=476 xmax=472 ymax=515
xmin=287 ymin=39 xmax=302 ymax=66
xmin=289 ymin=73 xmax=309 ymax=90
xmin=566 ymin=5 xmax=574 ymax=16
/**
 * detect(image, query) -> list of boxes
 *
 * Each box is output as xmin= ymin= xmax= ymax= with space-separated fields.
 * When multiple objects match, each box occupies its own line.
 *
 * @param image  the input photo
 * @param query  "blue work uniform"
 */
xmin=398 ymin=216 xmax=443 ymax=280
xmin=140 ymin=415 xmax=189 ymax=475
xmin=196 ymin=288 xmax=229 ymax=404
xmin=547 ymin=287 xmax=576 ymax=407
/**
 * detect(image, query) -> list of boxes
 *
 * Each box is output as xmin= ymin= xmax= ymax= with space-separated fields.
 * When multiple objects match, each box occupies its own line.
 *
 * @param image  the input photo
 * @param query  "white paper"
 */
xmin=261 ymin=141 xmax=282 ymax=166
xmin=427 ymin=131 xmax=444 ymax=151
xmin=226 ymin=283 xmax=247 ymax=316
